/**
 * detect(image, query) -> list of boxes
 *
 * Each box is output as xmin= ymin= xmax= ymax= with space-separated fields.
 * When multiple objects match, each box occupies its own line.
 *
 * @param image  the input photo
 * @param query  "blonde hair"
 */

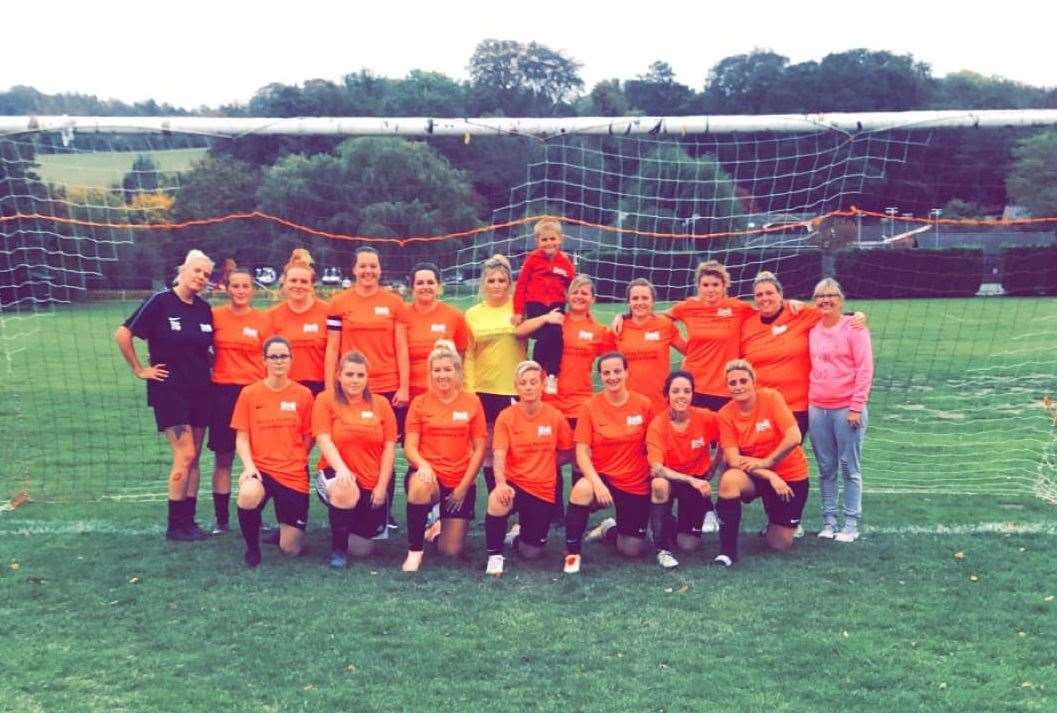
xmin=427 ymin=345 xmax=463 ymax=388
xmin=514 ymin=360 xmax=544 ymax=384
xmin=479 ymin=255 xmax=513 ymax=302
xmin=724 ymin=358 xmax=757 ymax=382
xmin=533 ymin=217 xmax=563 ymax=241
xmin=694 ymin=260 xmax=731 ymax=291
xmin=813 ymin=277 xmax=844 ymax=299
xmin=566 ymin=274 xmax=595 ymax=299
xmin=174 ymin=249 xmax=214 ymax=286
xmin=752 ymin=270 xmax=783 ymax=295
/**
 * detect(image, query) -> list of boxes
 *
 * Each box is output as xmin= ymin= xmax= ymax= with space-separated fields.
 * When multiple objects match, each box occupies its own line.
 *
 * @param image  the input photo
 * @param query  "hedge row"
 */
xmin=833 ymin=249 xmax=985 ymax=299
xmin=1000 ymin=247 xmax=1057 ymax=296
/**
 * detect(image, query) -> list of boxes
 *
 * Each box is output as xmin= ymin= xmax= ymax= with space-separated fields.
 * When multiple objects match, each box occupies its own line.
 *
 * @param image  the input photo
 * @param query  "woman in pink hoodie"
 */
xmin=808 ymin=278 xmax=874 ymax=543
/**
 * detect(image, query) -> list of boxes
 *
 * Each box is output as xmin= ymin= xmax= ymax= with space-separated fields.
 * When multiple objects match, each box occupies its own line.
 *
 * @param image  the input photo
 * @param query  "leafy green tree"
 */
xmin=468 ymin=39 xmax=584 ymax=115
xmin=702 ymin=51 xmax=790 ymax=114
xmin=1007 ymin=131 xmax=1057 ymax=216
xmin=385 ymin=70 xmax=468 ymax=116
xmin=586 ymin=79 xmax=630 ymax=117
xmin=121 ymin=155 xmax=162 ymax=196
xmin=625 ymin=61 xmax=694 ymax=115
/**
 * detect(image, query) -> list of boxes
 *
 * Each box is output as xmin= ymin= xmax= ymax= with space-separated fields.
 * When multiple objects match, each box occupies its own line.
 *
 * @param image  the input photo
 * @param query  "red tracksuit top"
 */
xmin=513 ymin=249 xmax=576 ymax=314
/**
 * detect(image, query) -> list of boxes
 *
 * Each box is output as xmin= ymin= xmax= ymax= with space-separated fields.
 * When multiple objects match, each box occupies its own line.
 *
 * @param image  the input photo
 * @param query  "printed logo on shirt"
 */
xmin=360 ymin=411 xmax=375 ymax=420
xmin=242 ymin=327 xmax=259 ymax=338
xmin=430 ymin=323 xmax=446 ymax=333
xmin=771 ymin=324 xmax=788 ymax=336
xmin=168 ymin=317 xmax=182 ymax=331
xmin=302 ymin=323 xmax=320 ymax=333
xmin=717 ymin=308 xmax=733 ymax=318
xmin=691 ymin=437 xmax=706 ymax=450
xmin=374 ymin=306 xmax=390 ymax=317
xmin=644 ymin=331 xmax=660 ymax=342
xmin=755 ymin=419 xmax=772 ymax=433
xmin=626 ymin=414 xmax=644 ymax=427
xmin=578 ymin=330 xmax=594 ymax=341
xmin=200 ymin=323 xmax=213 ymax=333
xmin=452 ymin=411 xmax=469 ymax=422
xmin=537 ymin=425 xmax=553 ymax=437
xmin=280 ymin=401 xmax=297 ymax=412
xmin=553 ymin=266 xmax=568 ymax=277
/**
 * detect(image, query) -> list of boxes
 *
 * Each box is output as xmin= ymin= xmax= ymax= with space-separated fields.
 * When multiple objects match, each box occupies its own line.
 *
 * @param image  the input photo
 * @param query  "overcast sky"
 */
xmin=4 ymin=0 xmax=1052 ymax=110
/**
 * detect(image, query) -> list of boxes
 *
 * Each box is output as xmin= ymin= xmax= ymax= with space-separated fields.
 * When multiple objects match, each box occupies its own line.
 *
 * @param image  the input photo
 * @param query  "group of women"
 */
xmin=117 ymin=232 xmax=873 ymax=573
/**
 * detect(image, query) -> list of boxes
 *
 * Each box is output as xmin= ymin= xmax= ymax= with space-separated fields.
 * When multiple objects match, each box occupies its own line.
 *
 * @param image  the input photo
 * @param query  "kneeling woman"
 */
xmin=232 ymin=336 xmax=315 ymax=567
xmin=563 ymin=352 xmax=655 ymax=574
xmin=646 ymin=370 xmax=721 ymax=569
xmin=485 ymin=360 xmax=574 ymax=576
xmin=312 ymin=351 xmax=398 ymax=569
xmin=402 ymin=347 xmax=487 ymax=572
xmin=713 ymin=359 xmax=809 ymax=567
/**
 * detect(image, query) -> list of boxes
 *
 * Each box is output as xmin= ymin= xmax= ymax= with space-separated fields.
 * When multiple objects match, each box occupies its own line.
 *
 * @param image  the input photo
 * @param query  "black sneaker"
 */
xmin=166 ymin=527 xmax=200 ymax=542
xmin=210 ymin=522 xmax=230 ymax=536
xmin=244 ymin=549 xmax=262 ymax=568
xmin=328 ymin=550 xmax=348 ymax=570
xmin=184 ymin=522 xmax=210 ymax=541
xmin=261 ymin=526 xmax=281 ymax=545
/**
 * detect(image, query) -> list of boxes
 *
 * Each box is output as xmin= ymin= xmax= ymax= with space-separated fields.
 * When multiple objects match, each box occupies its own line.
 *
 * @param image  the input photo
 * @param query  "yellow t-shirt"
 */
xmin=463 ymin=299 xmax=527 ymax=395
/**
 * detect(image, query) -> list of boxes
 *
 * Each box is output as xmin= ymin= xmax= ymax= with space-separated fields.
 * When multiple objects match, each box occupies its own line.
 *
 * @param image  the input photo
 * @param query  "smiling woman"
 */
xmin=114 ymin=249 xmax=215 ymax=542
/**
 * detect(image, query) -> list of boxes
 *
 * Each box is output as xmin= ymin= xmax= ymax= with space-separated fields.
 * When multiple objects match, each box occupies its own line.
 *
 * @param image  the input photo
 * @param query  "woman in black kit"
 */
xmin=115 ymin=249 xmax=216 ymax=541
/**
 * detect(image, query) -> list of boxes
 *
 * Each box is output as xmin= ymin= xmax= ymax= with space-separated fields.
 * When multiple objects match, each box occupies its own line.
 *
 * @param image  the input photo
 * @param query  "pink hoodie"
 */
xmin=808 ymin=315 xmax=874 ymax=412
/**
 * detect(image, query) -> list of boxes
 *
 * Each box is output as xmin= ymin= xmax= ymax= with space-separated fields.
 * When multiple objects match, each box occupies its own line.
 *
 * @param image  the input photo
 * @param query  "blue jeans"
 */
xmin=808 ymin=405 xmax=867 ymax=526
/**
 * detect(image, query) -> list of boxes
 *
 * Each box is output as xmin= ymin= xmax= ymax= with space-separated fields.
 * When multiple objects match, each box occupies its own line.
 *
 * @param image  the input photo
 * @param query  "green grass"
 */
xmin=33 ymin=148 xmax=207 ymax=189
xmin=1 ymin=295 xmax=1056 ymax=711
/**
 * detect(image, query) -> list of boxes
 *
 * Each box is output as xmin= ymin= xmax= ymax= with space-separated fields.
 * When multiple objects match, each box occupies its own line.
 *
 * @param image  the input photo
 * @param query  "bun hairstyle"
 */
xmin=173 ymin=249 xmax=214 ymax=286
xmin=283 ymin=248 xmax=315 ymax=278
xmin=752 ymin=270 xmax=783 ymax=295
xmin=478 ymin=254 xmax=514 ymax=301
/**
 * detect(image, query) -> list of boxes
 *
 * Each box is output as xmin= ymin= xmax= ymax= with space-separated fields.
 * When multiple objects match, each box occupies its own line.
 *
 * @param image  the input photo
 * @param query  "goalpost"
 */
xmin=1 ymin=110 xmax=1056 ymax=504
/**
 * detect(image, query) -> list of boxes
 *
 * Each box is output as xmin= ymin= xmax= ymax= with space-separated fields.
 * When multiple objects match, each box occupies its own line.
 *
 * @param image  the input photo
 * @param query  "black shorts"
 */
xmin=300 ymin=380 xmax=326 ymax=396
xmin=744 ymin=474 xmax=809 ymax=529
xmin=509 ymin=483 xmax=554 ymax=548
xmin=404 ymin=471 xmax=476 ymax=520
xmin=670 ymin=480 xmax=713 ymax=536
xmin=315 ymin=468 xmax=386 ymax=539
xmin=692 ymin=393 xmax=730 ymax=411
xmin=478 ymin=392 xmax=517 ymax=424
xmin=150 ymin=384 xmax=211 ymax=432
xmin=207 ymin=383 xmax=245 ymax=453
xmin=600 ymin=475 xmax=649 ymax=539
xmin=793 ymin=410 xmax=809 ymax=443
xmin=377 ymin=391 xmax=408 ymax=440
xmin=259 ymin=471 xmax=310 ymax=530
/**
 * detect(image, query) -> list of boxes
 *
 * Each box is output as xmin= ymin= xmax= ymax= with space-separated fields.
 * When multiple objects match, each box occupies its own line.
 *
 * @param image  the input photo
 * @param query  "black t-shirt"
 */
xmin=124 ymin=290 xmax=214 ymax=399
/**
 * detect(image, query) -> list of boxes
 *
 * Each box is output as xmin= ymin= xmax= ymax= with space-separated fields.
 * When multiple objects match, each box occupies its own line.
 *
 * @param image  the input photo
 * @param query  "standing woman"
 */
xmin=539 ymin=274 xmax=612 ymax=513
xmin=401 ymin=347 xmax=487 ymax=572
xmin=617 ymin=277 xmax=685 ymax=414
xmin=463 ymin=255 xmax=529 ymax=492
xmin=404 ymin=261 xmax=469 ymax=402
xmin=326 ymin=246 xmax=409 ymax=527
xmin=646 ymin=370 xmax=721 ymax=569
xmin=115 ymin=249 xmax=215 ymax=542
xmin=313 ymin=351 xmax=398 ymax=569
xmin=808 ymin=278 xmax=874 ymax=543
xmin=232 ymin=336 xmax=314 ymax=567
xmin=712 ymin=359 xmax=810 ymax=567
xmin=485 ymin=360 xmax=574 ymax=576
xmin=206 ymin=268 xmax=269 ymax=534
xmin=268 ymin=249 xmax=330 ymax=396
xmin=563 ymin=352 xmax=655 ymax=574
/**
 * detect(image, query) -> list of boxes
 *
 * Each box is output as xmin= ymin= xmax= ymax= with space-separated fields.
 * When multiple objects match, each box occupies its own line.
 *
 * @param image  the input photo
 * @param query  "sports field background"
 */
xmin=2 ymin=294 xmax=1055 ymax=712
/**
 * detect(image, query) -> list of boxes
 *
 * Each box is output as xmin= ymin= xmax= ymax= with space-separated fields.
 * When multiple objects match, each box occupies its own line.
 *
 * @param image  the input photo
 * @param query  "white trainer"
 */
xmin=835 ymin=525 xmax=860 ymax=543
xmin=584 ymin=517 xmax=616 ymax=543
xmin=701 ymin=510 xmax=719 ymax=533
xmin=503 ymin=523 xmax=521 ymax=547
xmin=656 ymin=549 xmax=679 ymax=569
xmin=563 ymin=553 xmax=581 ymax=574
xmin=544 ymin=374 xmax=558 ymax=394
xmin=486 ymin=554 xmax=505 ymax=576
xmin=817 ymin=524 xmax=836 ymax=540
xmin=712 ymin=554 xmax=734 ymax=567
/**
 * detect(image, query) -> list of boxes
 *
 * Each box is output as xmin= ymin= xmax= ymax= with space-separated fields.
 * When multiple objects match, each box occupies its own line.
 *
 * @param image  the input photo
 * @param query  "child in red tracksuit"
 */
xmin=514 ymin=218 xmax=575 ymax=394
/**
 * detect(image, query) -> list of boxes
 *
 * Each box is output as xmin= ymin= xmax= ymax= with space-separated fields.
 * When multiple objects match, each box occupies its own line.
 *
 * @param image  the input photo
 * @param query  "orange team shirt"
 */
xmin=740 ymin=306 xmax=823 ymax=412
xmin=405 ymin=390 xmax=487 ymax=488
xmin=311 ymin=390 xmax=397 ymax=489
xmin=267 ymin=299 xmax=330 ymax=384
xmin=404 ymin=302 xmax=470 ymax=397
xmin=717 ymin=387 xmax=808 ymax=482
xmin=646 ymin=407 xmax=720 ymax=477
xmin=230 ymin=380 xmax=315 ymax=493
xmin=618 ymin=314 xmax=679 ymax=413
xmin=574 ymin=391 xmax=655 ymax=495
xmin=211 ymin=306 xmax=269 ymax=385
xmin=670 ymin=297 xmax=755 ymax=397
xmin=327 ymin=289 xmax=407 ymax=394
xmin=493 ymin=402 xmax=574 ymax=503
xmin=545 ymin=316 xmax=614 ymax=419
